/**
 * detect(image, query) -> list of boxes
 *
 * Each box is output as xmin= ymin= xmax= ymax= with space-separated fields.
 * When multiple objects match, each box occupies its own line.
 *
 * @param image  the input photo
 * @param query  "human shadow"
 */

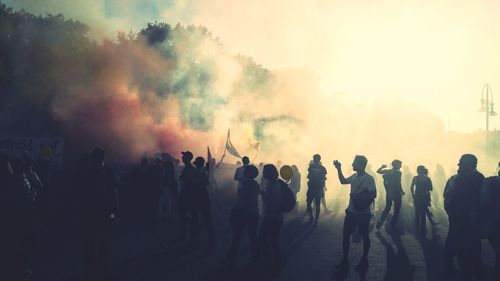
xmin=415 ymin=224 xmax=446 ymax=281
xmin=331 ymin=259 xmax=369 ymax=281
xmin=376 ymin=231 xmax=415 ymax=281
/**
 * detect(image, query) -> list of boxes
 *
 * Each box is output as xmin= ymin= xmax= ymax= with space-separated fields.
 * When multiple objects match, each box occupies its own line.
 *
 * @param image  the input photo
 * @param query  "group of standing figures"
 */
xmin=298 ymin=153 xmax=500 ymax=281
xmin=221 ymin=152 xmax=500 ymax=281
xmin=2 ymin=146 xmax=500 ymax=281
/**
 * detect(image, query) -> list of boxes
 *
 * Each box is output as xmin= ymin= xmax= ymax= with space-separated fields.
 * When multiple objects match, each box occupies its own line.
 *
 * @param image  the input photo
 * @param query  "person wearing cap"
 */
xmin=376 ymin=159 xmax=404 ymax=230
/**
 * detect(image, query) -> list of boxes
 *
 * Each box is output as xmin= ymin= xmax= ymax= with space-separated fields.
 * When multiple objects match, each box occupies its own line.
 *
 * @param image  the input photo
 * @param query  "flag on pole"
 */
xmin=225 ymin=129 xmax=242 ymax=159
xmin=207 ymin=146 xmax=213 ymax=164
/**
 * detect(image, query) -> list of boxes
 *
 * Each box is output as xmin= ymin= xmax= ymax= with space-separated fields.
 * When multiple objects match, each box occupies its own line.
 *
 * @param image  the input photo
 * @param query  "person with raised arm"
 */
xmin=333 ymin=156 xmax=376 ymax=271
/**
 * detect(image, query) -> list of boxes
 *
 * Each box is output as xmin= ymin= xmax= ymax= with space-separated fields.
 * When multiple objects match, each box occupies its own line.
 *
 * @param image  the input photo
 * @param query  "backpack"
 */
xmin=278 ymin=179 xmax=296 ymax=212
xmin=351 ymin=189 xmax=375 ymax=212
xmin=351 ymin=175 xmax=375 ymax=212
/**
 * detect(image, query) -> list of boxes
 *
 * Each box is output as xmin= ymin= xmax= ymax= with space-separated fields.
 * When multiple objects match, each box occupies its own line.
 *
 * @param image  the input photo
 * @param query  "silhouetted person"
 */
xmin=191 ymin=156 xmax=215 ymax=248
xmin=376 ymin=160 xmax=404 ymax=230
xmin=234 ymin=156 xmax=250 ymax=188
xmin=133 ymin=157 xmax=150 ymax=222
xmin=334 ymin=155 xmax=377 ymax=271
xmin=79 ymin=148 xmax=118 ymax=281
xmin=367 ymin=164 xmax=385 ymax=213
xmin=163 ymin=160 xmax=178 ymax=221
xmin=208 ymin=155 xmax=223 ymax=190
xmin=178 ymin=151 xmax=196 ymax=240
xmin=149 ymin=157 xmax=165 ymax=223
xmin=290 ymin=165 xmax=301 ymax=213
xmin=306 ymin=154 xmax=327 ymax=226
xmin=259 ymin=164 xmax=284 ymax=271
xmin=411 ymin=165 xmax=433 ymax=236
xmin=443 ymin=154 xmax=484 ymax=281
xmin=480 ymin=163 xmax=500 ymax=280
xmin=225 ymin=165 xmax=260 ymax=266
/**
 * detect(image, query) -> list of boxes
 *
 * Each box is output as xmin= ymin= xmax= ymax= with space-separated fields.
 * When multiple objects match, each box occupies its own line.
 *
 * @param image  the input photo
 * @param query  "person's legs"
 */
xmin=420 ymin=207 xmax=428 ymax=234
xmin=391 ymin=195 xmax=402 ymax=228
xmin=457 ymin=241 xmax=473 ymax=281
xmin=178 ymin=197 xmax=188 ymax=238
xmin=377 ymin=195 xmax=393 ymax=228
xmin=189 ymin=208 xmax=200 ymax=242
xmin=259 ymin=219 xmax=272 ymax=261
xmin=292 ymin=192 xmax=299 ymax=213
xmin=269 ymin=219 xmax=283 ymax=268
xmin=342 ymin=211 xmax=356 ymax=262
xmin=97 ymin=233 xmax=110 ymax=280
xmin=247 ymin=216 xmax=260 ymax=262
xmin=445 ymin=218 xmax=458 ymax=276
xmin=489 ymin=235 xmax=500 ymax=280
xmin=314 ymin=197 xmax=321 ymax=226
xmin=414 ymin=204 xmax=425 ymax=234
xmin=306 ymin=194 xmax=314 ymax=220
xmin=226 ymin=223 xmax=244 ymax=263
xmin=414 ymin=205 xmax=420 ymax=232
xmin=201 ymin=208 xmax=215 ymax=246
xmin=321 ymin=196 xmax=331 ymax=213
xmin=82 ymin=237 xmax=95 ymax=280
xmin=357 ymin=214 xmax=371 ymax=259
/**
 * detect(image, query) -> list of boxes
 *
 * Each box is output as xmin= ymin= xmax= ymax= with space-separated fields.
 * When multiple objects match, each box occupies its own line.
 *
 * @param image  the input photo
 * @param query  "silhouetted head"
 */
xmin=91 ymin=147 xmax=106 ymax=166
xmin=313 ymin=154 xmax=321 ymax=164
xmin=292 ymin=165 xmax=298 ymax=173
xmin=263 ymin=164 xmax=279 ymax=182
xmin=244 ymin=165 xmax=259 ymax=179
xmin=193 ymin=156 xmax=205 ymax=169
xmin=392 ymin=159 xmax=402 ymax=170
xmin=458 ymin=154 xmax=477 ymax=175
xmin=416 ymin=165 xmax=427 ymax=176
xmin=242 ymin=156 xmax=250 ymax=165
xmin=181 ymin=151 xmax=193 ymax=164
xmin=352 ymin=155 xmax=368 ymax=173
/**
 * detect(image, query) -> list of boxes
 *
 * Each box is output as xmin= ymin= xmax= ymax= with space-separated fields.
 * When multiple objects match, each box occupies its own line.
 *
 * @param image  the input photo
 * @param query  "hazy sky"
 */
xmin=5 ymin=0 xmax=500 ymax=132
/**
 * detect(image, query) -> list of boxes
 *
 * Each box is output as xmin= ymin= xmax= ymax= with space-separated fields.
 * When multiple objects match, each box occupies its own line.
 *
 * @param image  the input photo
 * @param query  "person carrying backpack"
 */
xmin=306 ymin=154 xmax=327 ymax=226
xmin=333 ymin=155 xmax=377 ymax=271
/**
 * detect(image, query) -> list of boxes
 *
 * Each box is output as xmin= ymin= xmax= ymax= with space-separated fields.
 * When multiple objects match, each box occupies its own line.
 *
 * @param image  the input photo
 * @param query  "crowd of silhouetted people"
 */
xmin=1 ymin=148 xmax=500 ymax=281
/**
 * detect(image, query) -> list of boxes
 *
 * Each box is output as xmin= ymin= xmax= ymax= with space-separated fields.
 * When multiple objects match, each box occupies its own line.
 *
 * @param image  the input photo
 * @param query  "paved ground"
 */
xmin=29 ymin=187 xmax=496 ymax=281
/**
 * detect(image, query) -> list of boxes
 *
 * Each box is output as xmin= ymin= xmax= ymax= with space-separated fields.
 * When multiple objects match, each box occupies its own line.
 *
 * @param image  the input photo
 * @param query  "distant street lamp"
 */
xmin=479 ymin=84 xmax=497 ymax=132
